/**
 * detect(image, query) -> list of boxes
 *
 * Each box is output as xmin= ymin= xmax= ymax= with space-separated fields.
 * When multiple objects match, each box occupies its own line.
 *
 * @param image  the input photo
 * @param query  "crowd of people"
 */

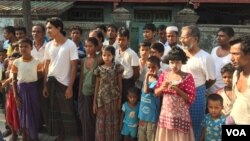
xmin=0 ymin=17 xmax=250 ymax=141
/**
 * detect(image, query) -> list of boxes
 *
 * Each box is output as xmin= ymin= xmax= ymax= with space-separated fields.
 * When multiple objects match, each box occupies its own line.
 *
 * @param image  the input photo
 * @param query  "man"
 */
xmin=180 ymin=25 xmax=216 ymax=141
xmin=163 ymin=26 xmax=182 ymax=58
xmin=208 ymin=26 xmax=234 ymax=94
xmin=43 ymin=17 xmax=79 ymax=140
xmin=143 ymin=23 xmax=157 ymax=44
xmin=31 ymin=23 xmax=48 ymax=131
xmin=157 ymin=24 xmax=167 ymax=46
xmin=103 ymin=24 xmax=119 ymax=49
xmin=229 ymin=35 xmax=250 ymax=124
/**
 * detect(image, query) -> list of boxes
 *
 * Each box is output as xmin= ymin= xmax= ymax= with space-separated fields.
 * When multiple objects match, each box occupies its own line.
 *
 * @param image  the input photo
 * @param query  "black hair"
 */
xmin=150 ymin=42 xmax=164 ymax=53
xmin=46 ymin=17 xmax=64 ymax=35
xmin=86 ymin=37 xmax=99 ymax=47
xmin=15 ymin=26 xmax=27 ymax=34
xmin=229 ymin=35 xmax=250 ymax=55
xmin=147 ymin=56 xmax=161 ymax=68
xmin=127 ymin=87 xmax=140 ymax=98
xmin=118 ymin=27 xmax=130 ymax=39
xmin=33 ymin=23 xmax=46 ymax=32
xmin=139 ymin=40 xmax=151 ymax=48
xmin=143 ymin=23 xmax=156 ymax=32
xmin=3 ymin=26 xmax=15 ymax=35
xmin=70 ymin=25 xmax=83 ymax=35
xmin=221 ymin=63 xmax=235 ymax=74
xmin=207 ymin=93 xmax=223 ymax=105
xmin=96 ymin=24 xmax=107 ymax=33
xmin=103 ymin=45 xmax=115 ymax=57
xmin=107 ymin=24 xmax=118 ymax=32
xmin=217 ymin=26 xmax=234 ymax=38
xmin=164 ymin=47 xmax=187 ymax=64
xmin=90 ymin=29 xmax=105 ymax=43
xmin=18 ymin=38 xmax=33 ymax=47
xmin=10 ymin=52 xmax=22 ymax=58
xmin=157 ymin=24 xmax=166 ymax=31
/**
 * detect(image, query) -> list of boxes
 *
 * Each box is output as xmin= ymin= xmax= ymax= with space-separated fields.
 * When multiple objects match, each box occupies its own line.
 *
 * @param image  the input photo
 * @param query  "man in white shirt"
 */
xmin=180 ymin=25 xmax=216 ymax=141
xmin=103 ymin=24 xmax=119 ymax=49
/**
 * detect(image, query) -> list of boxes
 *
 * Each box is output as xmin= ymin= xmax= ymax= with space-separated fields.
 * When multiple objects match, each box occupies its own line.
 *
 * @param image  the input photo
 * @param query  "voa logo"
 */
xmin=226 ymin=129 xmax=246 ymax=136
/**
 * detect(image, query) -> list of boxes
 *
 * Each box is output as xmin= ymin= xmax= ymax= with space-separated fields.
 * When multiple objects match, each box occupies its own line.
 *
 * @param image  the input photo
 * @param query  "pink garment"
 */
xmin=156 ymin=71 xmax=196 ymax=133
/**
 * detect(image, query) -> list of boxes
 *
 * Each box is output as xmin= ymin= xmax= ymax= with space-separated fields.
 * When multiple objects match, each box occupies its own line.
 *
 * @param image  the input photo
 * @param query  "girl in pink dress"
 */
xmin=154 ymin=47 xmax=196 ymax=141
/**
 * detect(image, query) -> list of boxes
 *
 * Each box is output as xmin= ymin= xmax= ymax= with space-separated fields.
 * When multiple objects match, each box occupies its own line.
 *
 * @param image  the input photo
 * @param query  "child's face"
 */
xmin=146 ymin=61 xmax=159 ymax=75
xmin=222 ymin=72 xmax=233 ymax=87
xmin=150 ymin=48 xmax=162 ymax=59
xmin=117 ymin=35 xmax=129 ymax=49
xmin=102 ymin=50 xmax=114 ymax=64
xmin=139 ymin=46 xmax=150 ymax=59
xmin=84 ymin=41 xmax=96 ymax=56
xmin=19 ymin=43 xmax=32 ymax=56
xmin=207 ymin=100 xmax=223 ymax=119
xmin=143 ymin=29 xmax=155 ymax=41
xmin=127 ymin=93 xmax=138 ymax=105
xmin=16 ymin=30 xmax=26 ymax=40
xmin=71 ymin=30 xmax=82 ymax=42
xmin=169 ymin=60 xmax=182 ymax=72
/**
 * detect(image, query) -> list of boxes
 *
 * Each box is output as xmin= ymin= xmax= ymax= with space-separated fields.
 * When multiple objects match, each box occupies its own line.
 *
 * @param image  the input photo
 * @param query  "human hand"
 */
xmin=15 ymin=95 xmax=22 ymax=108
xmin=43 ymin=87 xmax=49 ymax=98
xmin=65 ymin=87 xmax=73 ymax=99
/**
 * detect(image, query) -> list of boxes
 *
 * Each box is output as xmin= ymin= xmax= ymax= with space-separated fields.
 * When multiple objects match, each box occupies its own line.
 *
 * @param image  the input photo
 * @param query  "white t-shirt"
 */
xmin=31 ymin=40 xmax=47 ymax=63
xmin=12 ymin=58 xmax=43 ymax=83
xmin=182 ymin=49 xmax=216 ymax=87
xmin=208 ymin=46 xmax=231 ymax=94
xmin=44 ymin=39 xmax=79 ymax=86
xmin=103 ymin=40 xmax=119 ymax=50
xmin=115 ymin=48 xmax=139 ymax=79
xmin=230 ymin=71 xmax=250 ymax=124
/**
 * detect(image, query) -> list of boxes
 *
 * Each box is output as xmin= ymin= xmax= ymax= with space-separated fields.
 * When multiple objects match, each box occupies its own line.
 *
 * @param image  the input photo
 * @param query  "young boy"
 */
xmin=200 ymin=94 xmax=226 ymax=141
xmin=138 ymin=56 xmax=161 ymax=141
xmin=115 ymin=27 xmax=139 ymax=103
xmin=150 ymin=42 xmax=169 ymax=73
xmin=135 ymin=40 xmax=151 ymax=90
xmin=143 ymin=23 xmax=157 ymax=44
xmin=217 ymin=63 xmax=236 ymax=117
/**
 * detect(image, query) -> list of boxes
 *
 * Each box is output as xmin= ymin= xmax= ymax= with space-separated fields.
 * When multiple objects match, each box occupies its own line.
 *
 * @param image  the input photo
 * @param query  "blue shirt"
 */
xmin=77 ymin=41 xmax=86 ymax=59
xmin=138 ymin=81 xmax=160 ymax=122
xmin=122 ymin=102 xmax=140 ymax=127
xmin=201 ymin=113 xmax=226 ymax=141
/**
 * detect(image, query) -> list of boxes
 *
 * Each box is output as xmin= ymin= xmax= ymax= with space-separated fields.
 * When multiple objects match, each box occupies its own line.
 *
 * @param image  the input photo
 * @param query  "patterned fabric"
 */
xmin=156 ymin=71 xmax=195 ymax=105
xmin=201 ymin=114 xmax=226 ymax=141
xmin=190 ymin=84 xmax=206 ymax=141
xmin=155 ymin=72 xmax=195 ymax=133
xmin=6 ymin=85 xmax=20 ymax=132
xmin=95 ymin=99 xmax=120 ymax=141
xmin=94 ymin=63 xmax=124 ymax=107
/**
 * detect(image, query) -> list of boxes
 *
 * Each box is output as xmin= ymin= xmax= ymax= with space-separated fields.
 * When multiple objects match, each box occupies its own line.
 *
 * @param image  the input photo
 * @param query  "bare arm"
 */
xmin=118 ymin=73 xmax=122 ymax=108
xmin=65 ymin=60 xmax=77 ymax=99
xmin=200 ymin=127 xmax=205 ymax=141
xmin=78 ymin=59 xmax=83 ymax=96
xmin=93 ymin=77 xmax=100 ymax=114
xmin=132 ymin=66 xmax=140 ymax=83
xmin=43 ymin=60 xmax=50 ymax=98
xmin=12 ymin=73 xmax=21 ymax=108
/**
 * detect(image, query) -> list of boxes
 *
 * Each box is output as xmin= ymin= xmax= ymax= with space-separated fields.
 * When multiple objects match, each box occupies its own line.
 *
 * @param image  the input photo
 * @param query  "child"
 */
xmin=138 ymin=56 xmax=161 ymax=141
xmin=115 ymin=27 xmax=139 ymax=103
xmin=200 ymin=94 xmax=226 ymax=141
xmin=1 ymin=52 xmax=21 ymax=141
xmin=121 ymin=87 xmax=140 ymax=141
xmin=11 ymin=38 xmax=43 ymax=141
xmin=93 ymin=45 xmax=124 ymax=141
xmin=135 ymin=40 xmax=151 ymax=90
xmin=143 ymin=23 xmax=157 ymax=44
xmin=78 ymin=37 xmax=99 ymax=141
xmin=154 ymin=47 xmax=195 ymax=141
xmin=150 ymin=42 xmax=169 ymax=73
xmin=217 ymin=63 xmax=236 ymax=117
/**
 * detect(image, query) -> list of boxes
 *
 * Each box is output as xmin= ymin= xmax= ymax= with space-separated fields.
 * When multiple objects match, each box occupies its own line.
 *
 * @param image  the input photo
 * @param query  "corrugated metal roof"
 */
xmin=0 ymin=1 xmax=74 ymax=16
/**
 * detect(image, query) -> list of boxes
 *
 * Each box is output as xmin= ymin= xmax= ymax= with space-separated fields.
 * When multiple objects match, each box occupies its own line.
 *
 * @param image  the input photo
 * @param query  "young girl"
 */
xmin=138 ymin=56 xmax=160 ymax=141
xmin=200 ymin=94 xmax=226 ymax=141
xmin=1 ymin=52 xmax=21 ymax=141
xmin=217 ymin=63 xmax=236 ymax=117
xmin=78 ymin=37 xmax=99 ymax=141
xmin=11 ymin=38 xmax=43 ymax=141
xmin=121 ymin=87 xmax=140 ymax=141
xmin=93 ymin=45 xmax=124 ymax=141
xmin=154 ymin=47 xmax=196 ymax=141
